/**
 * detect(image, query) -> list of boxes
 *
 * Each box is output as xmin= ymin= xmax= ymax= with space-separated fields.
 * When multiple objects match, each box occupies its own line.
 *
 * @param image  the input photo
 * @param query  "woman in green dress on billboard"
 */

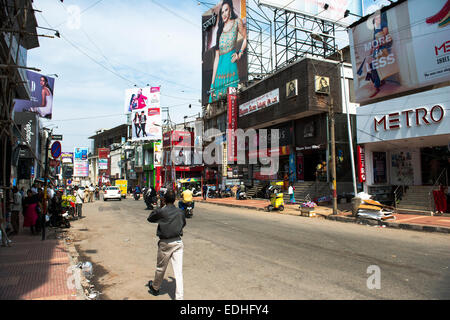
xmin=209 ymin=0 xmax=247 ymax=103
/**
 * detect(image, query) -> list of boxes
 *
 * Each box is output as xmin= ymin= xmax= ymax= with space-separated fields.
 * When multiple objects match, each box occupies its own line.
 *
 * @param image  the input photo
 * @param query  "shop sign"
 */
xmin=357 ymin=146 xmax=366 ymax=183
xmin=227 ymin=87 xmax=238 ymax=161
xmin=239 ymin=88 xmax=279 ymax=117
xmin=374 ymin=105 xmax=445 ymax=132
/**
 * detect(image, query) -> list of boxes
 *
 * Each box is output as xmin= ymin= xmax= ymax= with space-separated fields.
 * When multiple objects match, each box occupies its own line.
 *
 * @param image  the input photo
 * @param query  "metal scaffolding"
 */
xmin=271 ymin=8 xmax=337 ymax=70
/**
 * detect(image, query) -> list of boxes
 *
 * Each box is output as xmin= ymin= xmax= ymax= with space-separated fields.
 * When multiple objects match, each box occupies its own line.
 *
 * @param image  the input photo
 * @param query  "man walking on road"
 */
xmin=147 ymin=190 xmax=186 ymax=300
xmin=74 ymin=186 xmax=84 ymax=219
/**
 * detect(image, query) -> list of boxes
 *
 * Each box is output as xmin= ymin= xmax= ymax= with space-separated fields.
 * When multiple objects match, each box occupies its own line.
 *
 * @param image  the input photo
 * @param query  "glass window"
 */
xmin=373 ymin=152 xmax=387 ymax=184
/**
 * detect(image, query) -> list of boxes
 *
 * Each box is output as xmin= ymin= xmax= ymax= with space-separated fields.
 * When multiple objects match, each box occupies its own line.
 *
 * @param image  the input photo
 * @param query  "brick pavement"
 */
xmin=194 ymin=196 xmax=450 ymax=232
xmin=0 ymin=232 xmax=79 ymax=300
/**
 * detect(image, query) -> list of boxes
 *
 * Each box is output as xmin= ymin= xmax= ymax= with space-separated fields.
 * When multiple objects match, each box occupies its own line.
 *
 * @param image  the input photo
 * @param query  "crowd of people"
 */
xmin=0 ymin=182 xmax=103 ymax=247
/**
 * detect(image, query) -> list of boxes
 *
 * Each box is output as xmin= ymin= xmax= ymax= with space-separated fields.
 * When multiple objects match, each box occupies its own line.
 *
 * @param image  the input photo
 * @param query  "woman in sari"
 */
xmin=209 ymin=0 xmax=247 ymax=103
xmin=23 ymin=190 xmax=39 ymax=235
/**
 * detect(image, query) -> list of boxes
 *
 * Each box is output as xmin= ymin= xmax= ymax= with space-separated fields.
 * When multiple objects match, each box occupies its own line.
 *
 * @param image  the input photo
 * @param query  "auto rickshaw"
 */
xmin=265 ymin=187 xmax=285 ymax=212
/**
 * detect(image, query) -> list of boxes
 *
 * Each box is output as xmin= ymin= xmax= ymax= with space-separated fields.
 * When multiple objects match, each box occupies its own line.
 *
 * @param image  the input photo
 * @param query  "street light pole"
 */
xmin=339 ymin=50 xmax=358 ymax=198
xmin=42 ymin=128 xmax=52 ymax=240
xmin=329 ymin=99 xmax=338 ymax=215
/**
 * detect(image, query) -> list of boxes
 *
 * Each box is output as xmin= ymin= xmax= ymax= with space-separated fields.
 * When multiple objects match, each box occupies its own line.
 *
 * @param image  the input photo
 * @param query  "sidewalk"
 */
xmin=0 ymin=228 xmax=80 ymax=300
xmin=195 ymin=196 xmax=450 ymax=234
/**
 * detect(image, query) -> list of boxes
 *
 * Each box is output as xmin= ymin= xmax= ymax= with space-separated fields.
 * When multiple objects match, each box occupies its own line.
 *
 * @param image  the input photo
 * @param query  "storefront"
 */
xmin=356 ymin=87 xmax=450 ymax=194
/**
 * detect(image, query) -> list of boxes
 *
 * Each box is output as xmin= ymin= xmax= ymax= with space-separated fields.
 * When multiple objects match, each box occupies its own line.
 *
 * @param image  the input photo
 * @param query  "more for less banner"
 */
xmin=349 ymin=0 xmax=450 ymax=104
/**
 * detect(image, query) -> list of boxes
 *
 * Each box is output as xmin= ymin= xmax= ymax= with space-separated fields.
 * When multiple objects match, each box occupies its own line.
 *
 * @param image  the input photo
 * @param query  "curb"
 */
xmin=197 ymin=200 xmax=450 ymax=235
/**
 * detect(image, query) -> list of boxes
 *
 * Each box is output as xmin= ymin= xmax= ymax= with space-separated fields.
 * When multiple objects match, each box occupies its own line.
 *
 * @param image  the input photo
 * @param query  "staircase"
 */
xmin=396 ymin=186 xmax=434 ymax=214
xmin=246 ymin=182 xmax=267 ymax=199
xmin=283 ymin=181 xmax=331 ymax=203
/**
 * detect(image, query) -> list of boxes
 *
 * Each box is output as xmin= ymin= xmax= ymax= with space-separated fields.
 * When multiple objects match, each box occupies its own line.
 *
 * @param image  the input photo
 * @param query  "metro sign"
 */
xmin=374 ymin=105 xmax=445 ymax=132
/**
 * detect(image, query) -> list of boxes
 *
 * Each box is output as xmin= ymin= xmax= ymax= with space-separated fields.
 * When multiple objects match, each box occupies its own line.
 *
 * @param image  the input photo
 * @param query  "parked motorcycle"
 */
xmin=221 ymin=188 xmax=232 ymax=198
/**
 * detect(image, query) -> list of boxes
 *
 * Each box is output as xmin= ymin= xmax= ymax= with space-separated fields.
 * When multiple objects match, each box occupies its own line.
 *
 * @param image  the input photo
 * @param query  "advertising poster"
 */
xmin=153 ymin=141 xmax=162 ymax=167
xmin=73 ymin=147 xmax=89 ymax=177
xmin=61 ymin=152 xmax=73 ymax=164
xmin=202 ymin=0 xmax=248 ymax=105
xmin=349 ymin=0 xmax=450 ymax=103
xmin=14 ymin=70 xmax=56 ymax=119
xmin=126 ymin=86 xmax=162 ymax=141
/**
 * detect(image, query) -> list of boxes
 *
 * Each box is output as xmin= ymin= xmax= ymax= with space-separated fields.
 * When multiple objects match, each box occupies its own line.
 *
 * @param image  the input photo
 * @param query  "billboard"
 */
xmin=126 ymin=86 xmax=162 ymax=141
xmin=239 ymin=88 xmax=279 ymax=117
xmin=258 ymin=0 xmax=363 ymax=26
xmin=61 ymin=152 xmax=73 ymax=164
xmin=349 ymin=0 xmax=450 ymax=104
xmin=73 ymin=147 xmax=89 ymax=177
xmin=14 ymin=70 xmax=56 ymax=119
xmin=98 ymin=148 xmax=109 ymax=170
xmin=202 ymin=0 xmax=248 ymax=105
xmin=154 ymin=141 xmax=162 ymax=167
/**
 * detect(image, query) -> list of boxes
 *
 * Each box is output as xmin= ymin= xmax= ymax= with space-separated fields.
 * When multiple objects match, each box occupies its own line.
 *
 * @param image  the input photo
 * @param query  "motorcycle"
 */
xmin=237 ymin=190 xmax=249 ymax=200
xmin=49 ymin=211 xmax=71 ymax=228
xmin=134 ymin=192 xmax=141 ymax=200
xmin=221 ymin=188 xmax=232 ymax=198
xmin=184 ymin=202 xmax=194 ymax=218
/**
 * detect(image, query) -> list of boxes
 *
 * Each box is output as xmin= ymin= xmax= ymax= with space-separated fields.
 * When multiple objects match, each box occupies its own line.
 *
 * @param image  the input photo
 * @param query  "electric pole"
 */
xmin=329 ymin=98 xmax=338 ymax=215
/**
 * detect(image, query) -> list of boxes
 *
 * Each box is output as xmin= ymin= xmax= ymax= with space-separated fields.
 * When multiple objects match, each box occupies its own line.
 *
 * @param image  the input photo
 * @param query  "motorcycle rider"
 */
xmin=178 ymin=187 xmax=194 ymax=213
xmin=145 ymin=185 xmax=158 ymax=209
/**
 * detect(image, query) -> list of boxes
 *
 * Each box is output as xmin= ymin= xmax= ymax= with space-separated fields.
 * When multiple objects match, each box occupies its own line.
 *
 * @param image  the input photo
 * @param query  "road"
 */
xmin=68 ymin=197 xmax=450 ymax=300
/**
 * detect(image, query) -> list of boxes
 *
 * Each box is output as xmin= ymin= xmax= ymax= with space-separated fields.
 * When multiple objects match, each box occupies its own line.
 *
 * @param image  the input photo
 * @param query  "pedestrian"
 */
xmin=147 ymin=190 xmax=186 ymax=300
xmin=202 ymin=184 xmax=207 ymax=200
xmin=74 ymin=186 xmax=84 ymax=219
xmin=83 ymin=187 xmax=89 ymax=203
xmin=288 ymin=184 xmax=295 ymax=204
xmin=23 ymin=190 xmax=39 ymax=235
xmin=11 ymin=187 xmax=22 ymax=235
xmin=31 ymin=183 xmax=38 ymax=194
xmin=88 ymin=185 xmax=94 ymax=202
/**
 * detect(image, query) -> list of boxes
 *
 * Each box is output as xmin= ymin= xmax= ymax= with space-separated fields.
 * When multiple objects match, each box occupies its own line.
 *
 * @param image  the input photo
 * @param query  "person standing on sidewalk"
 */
xmin=288 ymin=184 xmax=295 ymax=204
xmin=147 ymin=190 xmax=186 ymax=300
xmin=11 ymin=187 xmax=22 ymax=235
xmin=74 ymin=186 xmax=84 ymax=219
xmin=202 ymin=184 xmax=207 ymax=200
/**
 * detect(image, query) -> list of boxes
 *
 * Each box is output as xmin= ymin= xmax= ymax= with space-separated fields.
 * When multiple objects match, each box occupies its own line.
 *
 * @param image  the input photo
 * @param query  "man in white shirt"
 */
xmin=88 ymin=185 xmax=95 ymax=202
xmin=74 ymin=186 xmax=84 ymax=219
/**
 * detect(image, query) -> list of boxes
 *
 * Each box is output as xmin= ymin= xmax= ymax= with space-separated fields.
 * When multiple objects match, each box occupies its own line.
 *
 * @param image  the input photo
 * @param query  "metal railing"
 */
xmin=393 ymin=185 xmax=405 ymax=209
xmin=428 ymin=168 xmax=448 ymax=214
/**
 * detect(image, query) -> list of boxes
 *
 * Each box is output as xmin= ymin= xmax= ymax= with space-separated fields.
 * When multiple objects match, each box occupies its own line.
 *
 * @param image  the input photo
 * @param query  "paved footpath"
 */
xmin=0 ymin=230 xmax=79 ymax=300
xmin=195 ymin=196 xmax=450 ymax=233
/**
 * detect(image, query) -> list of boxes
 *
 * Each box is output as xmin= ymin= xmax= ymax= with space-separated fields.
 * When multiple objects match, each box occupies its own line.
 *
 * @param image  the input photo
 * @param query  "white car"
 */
xmin=103 ymin=186 xmax=122 ymax=201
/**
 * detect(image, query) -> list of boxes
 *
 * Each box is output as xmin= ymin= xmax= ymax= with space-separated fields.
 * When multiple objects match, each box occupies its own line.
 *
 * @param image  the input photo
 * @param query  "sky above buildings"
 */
xmin=28 ymin=0 xmax=207 ymax=152
xmin=27 ymin=0 xmax=393 ymax=153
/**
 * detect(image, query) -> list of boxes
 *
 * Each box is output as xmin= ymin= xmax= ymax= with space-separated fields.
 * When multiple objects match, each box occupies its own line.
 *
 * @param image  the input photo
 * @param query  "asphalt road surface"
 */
xmin=69 ymin=197 xmax=450 ymax=300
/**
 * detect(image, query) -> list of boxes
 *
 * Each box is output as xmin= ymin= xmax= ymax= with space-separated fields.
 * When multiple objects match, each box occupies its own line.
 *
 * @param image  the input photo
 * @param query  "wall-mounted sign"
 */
xmin=239 ymin=88 xmax=279 ymax=117
xmin=357 ymin=146 xmax=366 ymax=183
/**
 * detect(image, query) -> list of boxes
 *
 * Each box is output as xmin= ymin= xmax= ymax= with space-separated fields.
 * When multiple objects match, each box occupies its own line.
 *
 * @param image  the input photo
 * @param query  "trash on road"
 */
xmin=79 ymin=261 xmax=93 ymax=279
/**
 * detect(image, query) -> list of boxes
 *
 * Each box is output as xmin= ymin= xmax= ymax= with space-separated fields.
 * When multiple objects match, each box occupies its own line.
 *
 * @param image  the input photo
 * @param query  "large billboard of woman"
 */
xmin=349 ymin=0 xmax=450 ymax=104
xmin=202 ymin=0 xmax=248 ymax=105
xmin=14 ymin=71 xmax=55 ymax=119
